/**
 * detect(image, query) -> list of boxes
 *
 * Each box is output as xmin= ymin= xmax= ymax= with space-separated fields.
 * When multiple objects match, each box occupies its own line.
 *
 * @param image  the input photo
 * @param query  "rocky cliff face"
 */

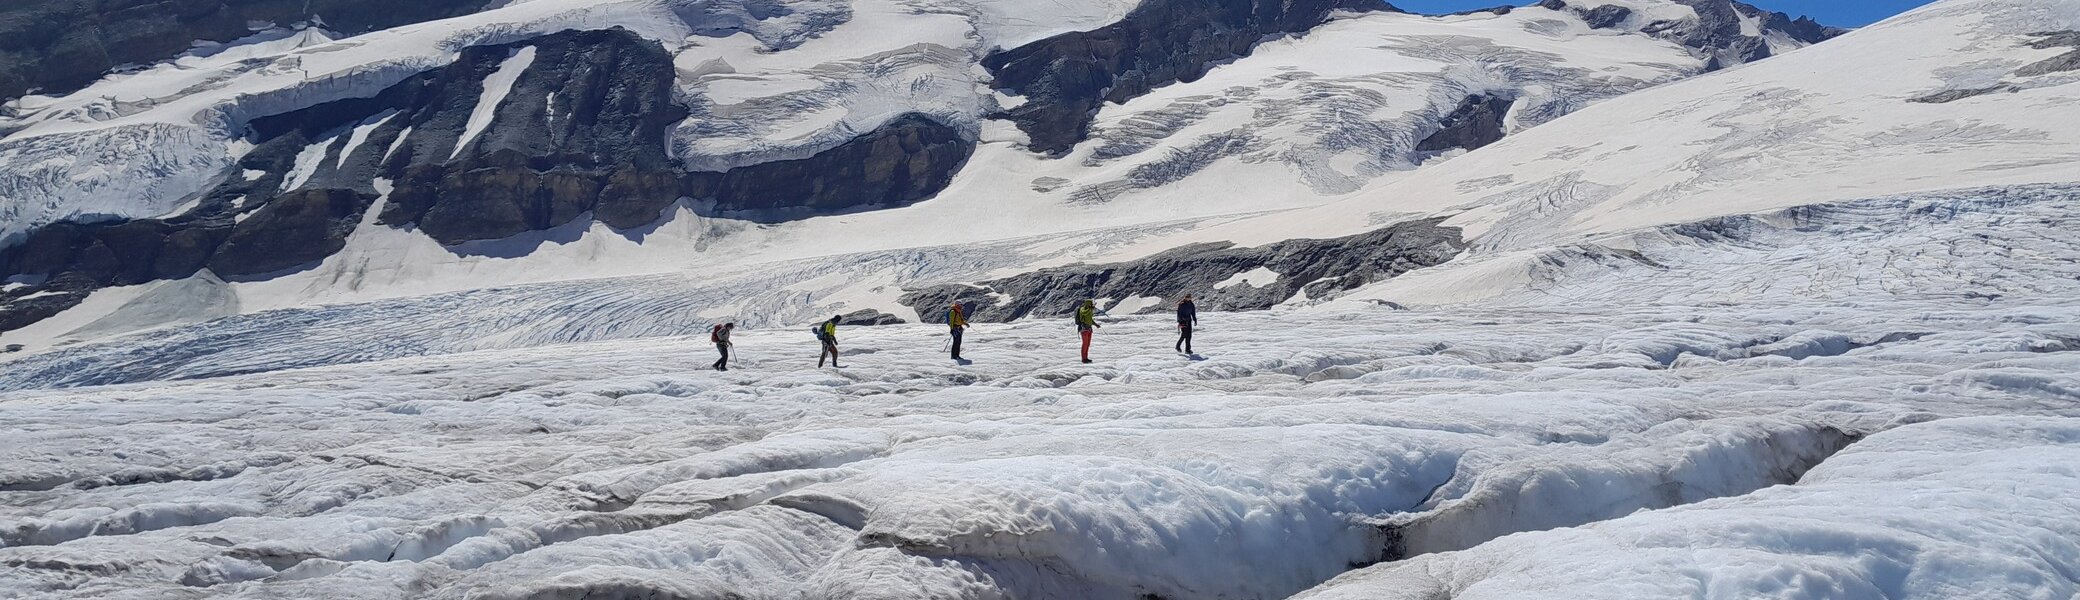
xmin=1417 ymin=95 xmax=1517 ymax=154
xmin=899 ymin=219 xmax=1466 ymax=323
xmin=0 ymin=28 xmax=974 ymax=331
xmin=0 ymin=0 xmax=1849 ymax=335
xmin=0 ymin=0 xmax=490 ymax=103
xmin=982 ymin=0 xmax=1399 ymax=156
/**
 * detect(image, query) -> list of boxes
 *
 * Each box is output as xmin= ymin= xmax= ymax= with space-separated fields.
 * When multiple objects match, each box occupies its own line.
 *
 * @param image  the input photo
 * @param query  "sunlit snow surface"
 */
xmin=4 ymin=296 xmax=2079 ymax=598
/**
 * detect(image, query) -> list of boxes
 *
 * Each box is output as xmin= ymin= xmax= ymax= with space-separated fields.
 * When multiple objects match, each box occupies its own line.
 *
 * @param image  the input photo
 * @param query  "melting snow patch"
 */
xmin=1214 ymin=267 xmax=1281 ymax=290
xmin=279 ymin=136 xmax=333 ymax=193
xmin=453 ymin=46 xmax=537 ymax=160
xmin=1106 ymin=295 xmax=1166 ymax=314
xmin=336 ymin=110 xmax=398 ymax=170
xmin=382 ymin=126 xmax=414 ymax=163
xmin=155 ymin=196 xmax=203 ymax=219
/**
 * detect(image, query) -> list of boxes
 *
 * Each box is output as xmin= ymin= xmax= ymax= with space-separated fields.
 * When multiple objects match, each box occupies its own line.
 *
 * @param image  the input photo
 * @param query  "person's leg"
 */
xmin=951 ymin=328 xmax=963 ymax=359
xmin=715 ymin=343 xmax=728 ymax=370
xmin=1080 ymin=329 xmax=1092 ymax=362
xmin=818 ymin=342 xmax=828 ymax=367
xmin=1175 ymin=325 xmax=1185 ymax=352
xmin=1184 ymin=325 xmax=1193 ymax=354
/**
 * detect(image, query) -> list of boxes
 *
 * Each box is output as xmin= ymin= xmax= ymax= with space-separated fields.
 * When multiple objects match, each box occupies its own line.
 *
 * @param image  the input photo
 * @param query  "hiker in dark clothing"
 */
xmin=1075 ymin=300 xmax=1100 ymax=364
xmin=711 ymin=323 xmax=735 ymax=371
xmin=947 ymin=303 xmax=969 ymax=361
xmin=1175 ymin=295 xmax=1198 ymax=354
xmin=816 ymin=316 xmax=843 ymax=368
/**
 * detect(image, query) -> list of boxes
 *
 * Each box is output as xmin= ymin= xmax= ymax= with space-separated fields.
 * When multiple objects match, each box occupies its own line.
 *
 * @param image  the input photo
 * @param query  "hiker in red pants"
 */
xmin=1074 ymin=299 xmax=1100 ymax=364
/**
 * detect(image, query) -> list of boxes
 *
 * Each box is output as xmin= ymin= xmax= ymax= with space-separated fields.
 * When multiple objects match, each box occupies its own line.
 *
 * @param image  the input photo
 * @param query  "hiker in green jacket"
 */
xmin=816 ymin=315 xmax=843 ymax=368
xmin=1075 ymin=300 xmax=1100 ymax=364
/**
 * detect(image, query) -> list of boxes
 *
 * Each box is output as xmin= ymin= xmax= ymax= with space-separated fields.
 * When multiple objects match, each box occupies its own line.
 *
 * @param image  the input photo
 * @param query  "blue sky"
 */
xmin=1390 ymin=1 xmax=1938 ymax=27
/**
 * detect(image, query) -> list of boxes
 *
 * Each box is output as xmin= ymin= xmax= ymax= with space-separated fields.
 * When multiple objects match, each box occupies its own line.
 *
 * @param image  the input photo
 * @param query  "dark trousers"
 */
xmin=713 ymin=343 xmax=730 ymax=370
xmin=950 ymin=327 xmax=964 ymax=358
xmin=819 ymin=340 xmax=839 ymax=367
xmin=1176 ymin=324 xmax=1193 ymax=354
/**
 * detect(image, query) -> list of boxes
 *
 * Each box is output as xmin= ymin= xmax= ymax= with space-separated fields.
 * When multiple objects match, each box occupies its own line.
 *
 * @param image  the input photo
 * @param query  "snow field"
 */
xmin=4 ymin=300 xmax=2079 ymax=598
xmin=1296 ymin=416 xmax=2080 ymax=600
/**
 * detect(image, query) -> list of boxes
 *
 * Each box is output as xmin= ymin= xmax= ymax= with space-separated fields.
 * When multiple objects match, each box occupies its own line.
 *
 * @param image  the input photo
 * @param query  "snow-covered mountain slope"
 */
xmin=0 ymin=0 xmax=1829 ymax=338
xmin=946 ymin=0 xmax=2080 ymax=313
xmin=0 ymin=0 xmax=497 ymax=104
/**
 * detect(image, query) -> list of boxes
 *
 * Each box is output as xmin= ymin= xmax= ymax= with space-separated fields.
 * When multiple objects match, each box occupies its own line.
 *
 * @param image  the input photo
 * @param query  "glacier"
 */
xmin=3 ymin=0 xmax=2080 ymax=598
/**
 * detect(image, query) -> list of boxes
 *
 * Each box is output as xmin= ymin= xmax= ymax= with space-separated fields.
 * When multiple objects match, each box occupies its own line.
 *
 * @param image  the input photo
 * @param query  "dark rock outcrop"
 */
xmin=1911 ymin=32 xmax=2080 ymax=103
xmin=1575 ymin=4 xmax=1634 ymax=30
xmin=837 ymin=309 xmax=906 ymax=327
xmin=696 ymin=114 xmax=973 ymax=221
xmin=1909 ymin=86 xmax=2016 ymax=104
xmin=209 ymin=189 xmax=377 ymax=276
xmin=1538 ymin=0 xmax=1845 ymax=70
xmin=2016 ymin=31 xmax=2080 ymax=77
xmin=899 ymin=218 xmax=1465 ymax=322
xmin=0 ymin=0 xmax=490 ymax=103
xmin=1439 ymin=6 xmax=1516 ymax=18
xmin=982 ymin=0 xmax=1399 ymax=156
xmin=1416 ymin=95 xmax=1516 ymax=153
xmin=373 ymin=29 xmax=691 ymax=242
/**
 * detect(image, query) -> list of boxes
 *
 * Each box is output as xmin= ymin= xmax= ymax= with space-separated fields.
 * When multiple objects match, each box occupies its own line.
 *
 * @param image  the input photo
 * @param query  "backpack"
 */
xmin=811 ymin=325 xmax=828 ymax=341
xmin=710 ymin=325 xmax=724 ymax=343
